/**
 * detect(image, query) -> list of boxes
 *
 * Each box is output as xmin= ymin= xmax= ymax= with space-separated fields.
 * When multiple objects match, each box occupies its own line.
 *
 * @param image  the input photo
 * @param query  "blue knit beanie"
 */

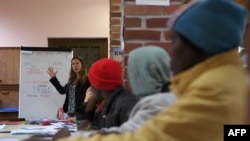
xmin=168 ymin=0 xmax=248 ymax=55
xmin=128 ymin=46 xmax=171 ymax=97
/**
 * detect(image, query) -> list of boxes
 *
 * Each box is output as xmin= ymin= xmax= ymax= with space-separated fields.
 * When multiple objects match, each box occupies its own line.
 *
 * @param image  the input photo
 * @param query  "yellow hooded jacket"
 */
xmin=59 ymin=49 xmax=248 ymax=141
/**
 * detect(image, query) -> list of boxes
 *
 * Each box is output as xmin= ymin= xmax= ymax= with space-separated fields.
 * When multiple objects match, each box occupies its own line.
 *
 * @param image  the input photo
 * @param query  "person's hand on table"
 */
xmin=77 ymin=119 xmax=93 ymax=131
xmin=67 ymin=116 xmax=76 ymax=123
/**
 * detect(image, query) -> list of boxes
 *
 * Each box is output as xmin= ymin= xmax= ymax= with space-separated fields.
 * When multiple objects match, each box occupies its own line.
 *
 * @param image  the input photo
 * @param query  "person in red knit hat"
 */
xmin=78 ymin=58 xmax=138 ymax=130
xmin=88 ymin=58 xmax=124 ymax=91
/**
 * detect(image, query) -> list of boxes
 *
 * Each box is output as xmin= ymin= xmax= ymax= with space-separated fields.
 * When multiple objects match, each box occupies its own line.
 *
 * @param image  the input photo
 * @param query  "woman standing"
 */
xmin=47 ymin=56 xmax=90 ymax=122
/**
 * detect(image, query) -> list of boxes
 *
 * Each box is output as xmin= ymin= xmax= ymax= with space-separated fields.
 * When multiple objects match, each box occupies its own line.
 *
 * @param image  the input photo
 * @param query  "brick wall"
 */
xmin=110 ymin=0 xmax=122 ymax=59
xmin=121 ymin=0 xmax=182 ymax=90
xmin=109 ymin=0 xmax=250 ymax=97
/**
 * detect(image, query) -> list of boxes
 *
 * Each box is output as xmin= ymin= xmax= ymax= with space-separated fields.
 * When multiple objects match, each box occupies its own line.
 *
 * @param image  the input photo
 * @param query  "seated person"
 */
xmin=78 ymin=58 xmax=139 ymax=130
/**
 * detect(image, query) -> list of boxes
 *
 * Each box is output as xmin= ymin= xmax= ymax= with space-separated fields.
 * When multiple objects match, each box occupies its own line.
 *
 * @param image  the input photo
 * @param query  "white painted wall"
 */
xmin=0 ymin=0 xmax=109 ymax=47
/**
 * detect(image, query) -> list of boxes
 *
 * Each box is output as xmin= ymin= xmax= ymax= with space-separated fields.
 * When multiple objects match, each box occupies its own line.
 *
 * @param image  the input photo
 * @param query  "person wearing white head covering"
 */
xmin=66 ymin=46 xmax=176 ymax=137
xmin=99 ymin=45 xmax=176 ymax=133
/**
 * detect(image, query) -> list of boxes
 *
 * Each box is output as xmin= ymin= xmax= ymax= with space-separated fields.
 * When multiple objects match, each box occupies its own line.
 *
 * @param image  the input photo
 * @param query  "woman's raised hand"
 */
xmin=47 ymin=66 xmax=58 ymax=78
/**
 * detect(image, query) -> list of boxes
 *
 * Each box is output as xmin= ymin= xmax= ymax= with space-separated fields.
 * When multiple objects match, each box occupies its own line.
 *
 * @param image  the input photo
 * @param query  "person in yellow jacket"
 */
xmin=235 ymin=0 xmax=250 ymax=124
xmin=26 ymin=0 xmax=249 ymax=141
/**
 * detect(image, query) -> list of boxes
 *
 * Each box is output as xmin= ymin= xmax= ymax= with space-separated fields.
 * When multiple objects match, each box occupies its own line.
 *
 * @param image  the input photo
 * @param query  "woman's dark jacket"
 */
xmin=49 ymin=76 xmax=90 ymax=116
xmin=92 ymin=86 xmax=139 ymax=129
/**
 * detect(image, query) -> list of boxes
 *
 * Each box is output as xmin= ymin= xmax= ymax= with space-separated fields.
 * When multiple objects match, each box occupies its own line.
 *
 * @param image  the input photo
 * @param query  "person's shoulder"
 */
xmin=118 ymin=88 xmax=139 ymax=102
xmin=122 ymin=89 xmax=138 ymax=98
xmin=154 ymin=92 xmax=176 ymax=100
xmin=139 ymin=92 xmax=177 ymax=106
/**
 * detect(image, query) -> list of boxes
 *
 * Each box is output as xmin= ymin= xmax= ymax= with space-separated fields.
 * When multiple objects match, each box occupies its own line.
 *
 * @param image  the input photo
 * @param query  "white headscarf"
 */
xmin=128 ymin=46 xmax=172 ymax=97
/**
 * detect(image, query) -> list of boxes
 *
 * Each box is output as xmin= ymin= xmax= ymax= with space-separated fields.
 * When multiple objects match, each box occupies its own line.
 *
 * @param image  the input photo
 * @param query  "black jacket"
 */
xmin=49 ymin=76 xmax=90 ymax=115
xmin=93 ymin=86 xmax=139 ymax=129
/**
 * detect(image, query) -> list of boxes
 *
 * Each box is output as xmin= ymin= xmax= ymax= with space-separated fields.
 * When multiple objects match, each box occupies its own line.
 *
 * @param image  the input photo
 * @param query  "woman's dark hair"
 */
xmin=68 ymin=56 xmax=87 ymax=84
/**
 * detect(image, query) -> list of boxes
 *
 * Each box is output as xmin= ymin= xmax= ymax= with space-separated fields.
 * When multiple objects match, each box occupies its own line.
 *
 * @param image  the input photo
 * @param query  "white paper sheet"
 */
xmin=10 ymin=126 xmax=57 ymax=135
xmin=0 ymin=124 xmax=6 ymax=129
xmin=0 ymin=139 xmax=22 ymax=141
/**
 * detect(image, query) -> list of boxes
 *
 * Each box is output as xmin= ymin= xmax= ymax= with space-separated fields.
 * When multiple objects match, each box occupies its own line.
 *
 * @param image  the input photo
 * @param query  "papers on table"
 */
xmin=71 ymin=130 xmax=97 ymax=138
xmin=0 ymin=124 xmax=6 ymax=130
xmin=0 ymin=139 xmax=22 ymax=141
xmin=10 ymin=122 xmax=77 ymax=135
xmin=10 ymin=126 xmax=57 ymax=135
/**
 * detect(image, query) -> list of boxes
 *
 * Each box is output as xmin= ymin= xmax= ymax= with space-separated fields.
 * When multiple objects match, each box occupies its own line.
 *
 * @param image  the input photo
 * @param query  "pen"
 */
xmin=0 ymin=131 xmax=11 ymax=133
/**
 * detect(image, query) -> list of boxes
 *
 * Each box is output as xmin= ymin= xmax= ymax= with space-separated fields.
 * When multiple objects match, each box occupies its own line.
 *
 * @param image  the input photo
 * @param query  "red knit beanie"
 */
xmin=88 ymin=58 xmax=122 ymax=91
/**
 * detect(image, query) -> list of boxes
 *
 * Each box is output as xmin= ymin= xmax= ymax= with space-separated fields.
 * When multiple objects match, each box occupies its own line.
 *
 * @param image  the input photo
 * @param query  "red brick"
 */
xmin=124 ymin=43 xmax=142 ymax=54
xmin=110 ymin=18 xmax=121 ymax=25
xmin=111 ymin=12 xmax=121 ymax=17
xmin=124 ymin=30 xmax=161 ymax=41
xmin=125 ymin=5 xmax=165 ymax=15
xmin=111 ymin=25 xmax=121 ymax=32
xmin=164 ymin=30 xmax=171 ymax=41
xmin=145 ymin=42 xmax=172 ymax=52
xmin=111 ymin=32 xmax=121 ymax=40
xmin=111 ymin=5 xmax=121 ymax=12
xmin=165 ymin=4 xmax=182 ymax=14
xmin=111 ymin=0 xmax=122 ymax=4
xmin=125 ymin=17 xmax=141 ymax=27
xmin=147 ymin=18 xmax=168 ymax=28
